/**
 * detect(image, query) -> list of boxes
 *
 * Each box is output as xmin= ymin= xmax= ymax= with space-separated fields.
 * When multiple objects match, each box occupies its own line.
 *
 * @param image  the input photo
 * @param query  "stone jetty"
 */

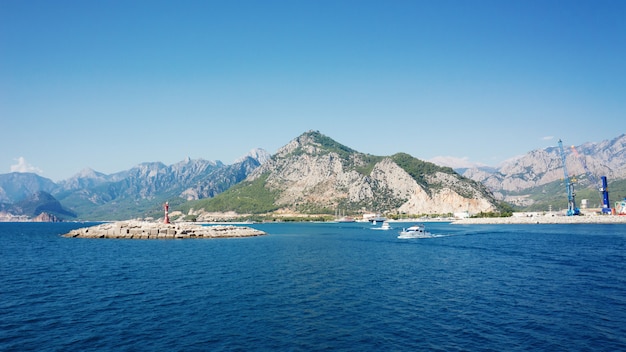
xmin=63 ymin=221 xmax=266 ymax=239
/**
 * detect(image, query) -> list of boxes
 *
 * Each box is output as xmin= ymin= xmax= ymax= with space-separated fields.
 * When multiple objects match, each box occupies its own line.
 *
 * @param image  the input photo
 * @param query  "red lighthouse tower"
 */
xmin=163 ymin=201 xmax=170 ymax=224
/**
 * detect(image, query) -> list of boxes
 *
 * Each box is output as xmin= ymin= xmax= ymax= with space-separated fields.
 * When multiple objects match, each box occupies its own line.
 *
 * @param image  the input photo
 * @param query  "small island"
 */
xmin=62 ymin=220 xmax=266 ymax=239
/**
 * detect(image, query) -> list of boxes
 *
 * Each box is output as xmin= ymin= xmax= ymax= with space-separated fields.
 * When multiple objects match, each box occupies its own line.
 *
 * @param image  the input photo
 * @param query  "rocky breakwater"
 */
xmin=63 ymin=221 xmax=266 ymax=239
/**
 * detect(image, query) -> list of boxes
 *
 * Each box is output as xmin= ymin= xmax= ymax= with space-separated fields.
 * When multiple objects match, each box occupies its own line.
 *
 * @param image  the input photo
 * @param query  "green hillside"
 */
xmin=391 ymin=152 xmax=455 ymax=191
xmin=181 ymin=174 xmax=280 ymax=215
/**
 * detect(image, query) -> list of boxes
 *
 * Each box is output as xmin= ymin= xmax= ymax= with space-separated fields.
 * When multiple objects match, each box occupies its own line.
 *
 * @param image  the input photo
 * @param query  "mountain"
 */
xmin=235 ymin=148 xmax=272 ymax=164
xmin=8 ymin=191 xmax=76 ymax=220
xmin=0 ymin=150 xmax=269 ymax=221
xmin=56 ymin=168 xmax=115 ymax=191
xmin=180 ymin=156 xmax=262 ymax=200
xmin=186 ymin=131 xmax=503 ymax=219
xmin=4 ymin=132 xmax=622 ymax=220
xmin=462 ymin=134 xmax=626 ymax=209
xmin=0 ymin=172 xmax=58 ymax=203
xmin=55 ymin=154 xmax=265 ymax=220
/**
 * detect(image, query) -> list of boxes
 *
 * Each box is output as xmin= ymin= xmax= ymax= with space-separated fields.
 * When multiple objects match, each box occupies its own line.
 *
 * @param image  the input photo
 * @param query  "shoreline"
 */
xmin=452 ymin=215 xmax=626 ymax=225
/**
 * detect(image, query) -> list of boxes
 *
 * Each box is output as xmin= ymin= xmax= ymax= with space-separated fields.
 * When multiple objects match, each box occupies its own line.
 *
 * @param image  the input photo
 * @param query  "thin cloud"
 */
xmin=542 ymin=136 xmax=554 ymax=141
xmin=10 ymin=157 xmax=43 ymax=174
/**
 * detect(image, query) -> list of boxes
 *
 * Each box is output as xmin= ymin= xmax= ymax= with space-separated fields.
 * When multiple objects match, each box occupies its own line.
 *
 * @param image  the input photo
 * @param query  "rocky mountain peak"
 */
xmin=235 ymin=148 xmax=271 ymax=164
xmin=274 ymin=130 xmax=355 ymax=159
xmin=232 ymin=132 xmax=500 ymax=216
xmin=76 ymin=168 xmax=101 ymax=178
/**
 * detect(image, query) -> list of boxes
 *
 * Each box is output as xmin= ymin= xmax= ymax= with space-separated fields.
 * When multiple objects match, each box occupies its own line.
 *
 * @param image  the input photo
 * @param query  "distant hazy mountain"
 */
xmin=0 ymin=150 xmax=270 ymax=221
xmin=187 ymin=131 xmax=502 ymax=219
xmin=56 ymin=168 xmax=113 ymax=192
xmin=54 ymin=154 xmax=266 ymax=220
xmin=235 ymin=148 xmax=272 ymax=164
xmin=0 ymin=172 xmax=58 ymax=203
xmin=461 ymin=134 xmax=626 ymax=209
xmin=4 ymin=191 xmax=76 ymax=220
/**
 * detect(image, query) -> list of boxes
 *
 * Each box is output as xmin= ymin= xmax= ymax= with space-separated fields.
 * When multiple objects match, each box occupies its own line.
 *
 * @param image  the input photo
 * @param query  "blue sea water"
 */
xmin=1 ymin=221 xmax=626 ymax=351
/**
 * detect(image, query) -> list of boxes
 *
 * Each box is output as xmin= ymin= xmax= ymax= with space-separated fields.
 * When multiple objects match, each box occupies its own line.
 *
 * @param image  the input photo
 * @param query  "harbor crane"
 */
xmin=558 ymin=139 xmax=580 ymax=216
xmin=570 ymin=145 xmax=612 ymax=214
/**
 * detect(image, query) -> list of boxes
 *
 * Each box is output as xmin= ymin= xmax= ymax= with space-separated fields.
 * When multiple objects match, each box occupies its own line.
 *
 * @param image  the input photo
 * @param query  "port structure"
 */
xmin=558 ymin=139 xmax=580 ymax=216
xmin=570 ymin=145 xmax=611 ymax=214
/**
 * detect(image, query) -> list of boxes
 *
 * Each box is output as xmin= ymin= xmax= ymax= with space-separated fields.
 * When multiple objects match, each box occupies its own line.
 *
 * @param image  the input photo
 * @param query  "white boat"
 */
xmin=371 ymin=221 xmax=392 ymax=230
xmin=398 ymin=224 xmax=432 ymax=239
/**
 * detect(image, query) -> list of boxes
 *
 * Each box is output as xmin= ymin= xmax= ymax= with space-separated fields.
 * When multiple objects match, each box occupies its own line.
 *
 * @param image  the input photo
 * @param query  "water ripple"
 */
xmin=1 ymin=222 xmax=626 ymax=351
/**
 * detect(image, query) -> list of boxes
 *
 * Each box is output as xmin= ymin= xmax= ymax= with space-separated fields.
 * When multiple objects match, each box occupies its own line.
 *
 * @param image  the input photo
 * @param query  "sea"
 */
xmin=1 ymin=221 xmax=626 ymax=352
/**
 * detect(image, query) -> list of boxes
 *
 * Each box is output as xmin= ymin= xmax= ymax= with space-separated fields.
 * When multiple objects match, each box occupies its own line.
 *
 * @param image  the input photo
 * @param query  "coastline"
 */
xmin=452 ymin=215 xmax=626 ymax=225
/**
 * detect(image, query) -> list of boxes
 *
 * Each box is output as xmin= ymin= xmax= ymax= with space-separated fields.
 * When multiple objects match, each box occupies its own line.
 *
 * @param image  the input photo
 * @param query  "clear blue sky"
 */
xmin=2 ymin=0 xmax=624 ymax=181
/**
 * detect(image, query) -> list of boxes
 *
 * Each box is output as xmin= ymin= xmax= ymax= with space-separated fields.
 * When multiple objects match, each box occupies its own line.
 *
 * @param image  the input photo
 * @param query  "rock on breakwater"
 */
xmin=63 ymin=221 xmax=266 ymax=239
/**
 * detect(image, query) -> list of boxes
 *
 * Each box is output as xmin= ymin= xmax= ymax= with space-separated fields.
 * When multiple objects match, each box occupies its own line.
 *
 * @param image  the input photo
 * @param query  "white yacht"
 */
xmin=397 ymin=224 xmax=431 ymax=239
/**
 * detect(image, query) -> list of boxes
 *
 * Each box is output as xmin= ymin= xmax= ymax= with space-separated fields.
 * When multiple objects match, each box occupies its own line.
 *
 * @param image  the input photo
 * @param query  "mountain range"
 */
xmin=1 ymin=132 xmax=624 ymax=221
xmin=459 ymin=134 xmax=626 ymax=210
xmin=0 ymin=149 xmax=270 ymax=220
